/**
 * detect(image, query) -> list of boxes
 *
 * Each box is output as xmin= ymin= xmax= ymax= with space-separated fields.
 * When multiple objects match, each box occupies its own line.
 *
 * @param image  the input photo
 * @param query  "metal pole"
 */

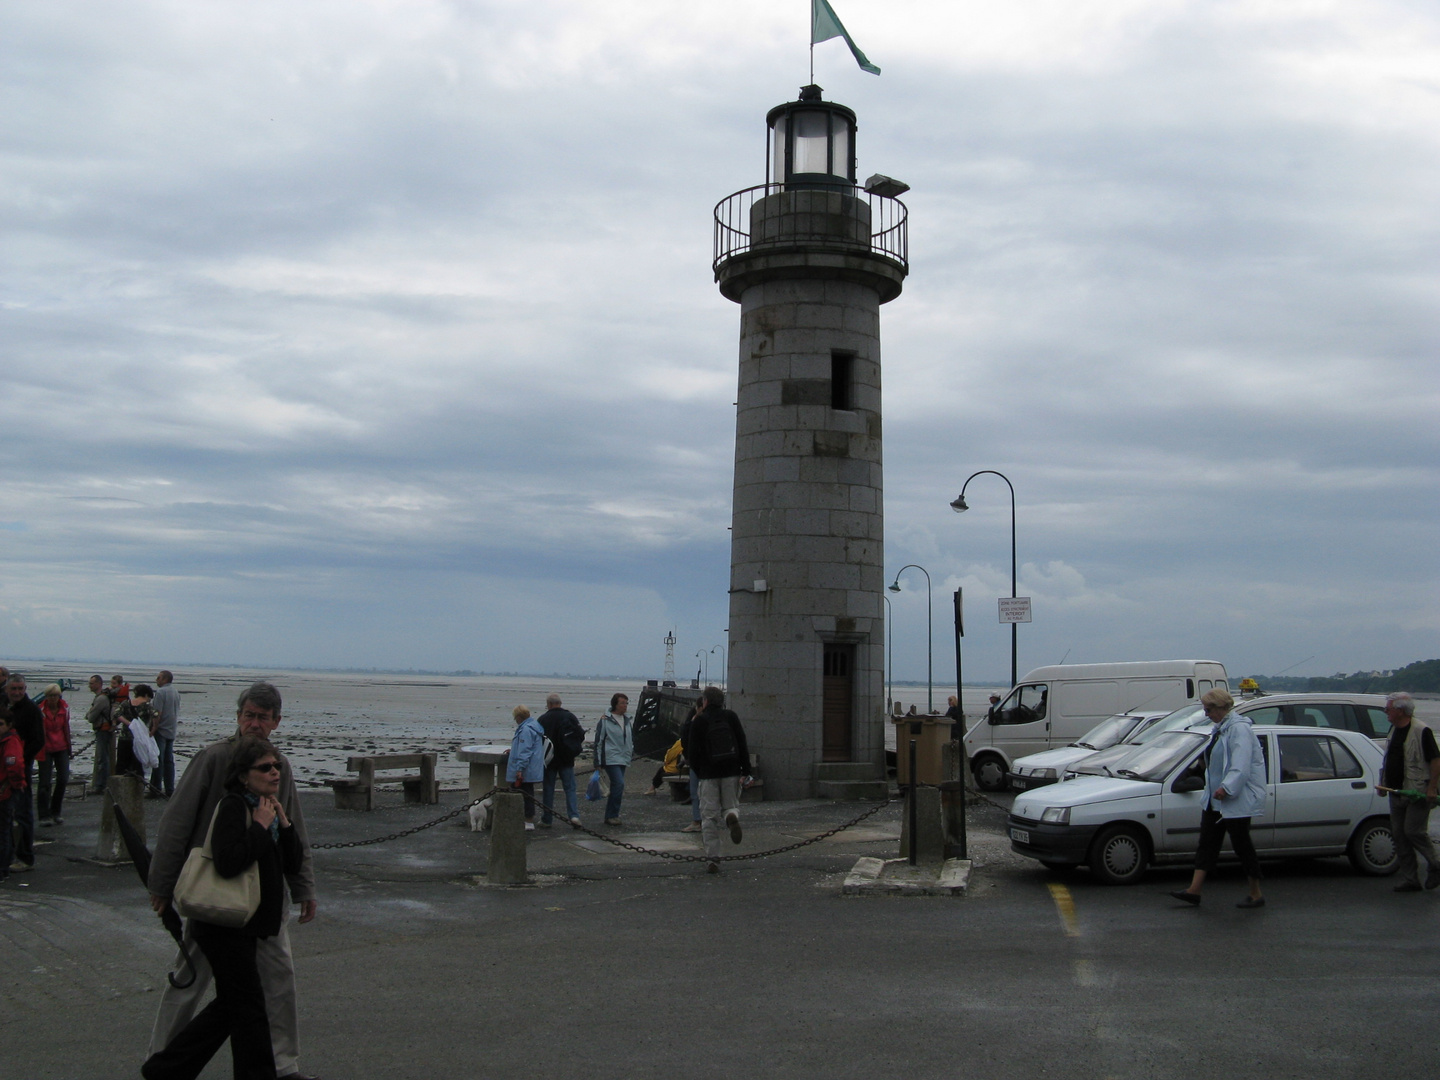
xmin=1008 ymin=478 xmax=1017 ymax=688
xmin=883 ymin=594 xmax=893 ymax=715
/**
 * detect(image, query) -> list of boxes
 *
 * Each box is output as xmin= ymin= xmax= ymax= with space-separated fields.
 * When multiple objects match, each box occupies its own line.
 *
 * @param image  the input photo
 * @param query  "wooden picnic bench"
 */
xmin=324 ymin=752 xmax=438 ymax=811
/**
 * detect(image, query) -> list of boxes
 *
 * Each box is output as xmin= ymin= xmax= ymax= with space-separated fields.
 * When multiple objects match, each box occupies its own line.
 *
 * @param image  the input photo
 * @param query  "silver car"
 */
xmin=1008 ymin=725 xmax=1397 ymax=884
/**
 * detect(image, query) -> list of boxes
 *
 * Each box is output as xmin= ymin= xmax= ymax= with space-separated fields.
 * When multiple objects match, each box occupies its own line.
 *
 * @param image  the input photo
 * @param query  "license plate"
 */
xmin=1010 ymin=776 xmax=1028 ymax=790
xmin=1010 ymin=828 xmax=1030 ymax=844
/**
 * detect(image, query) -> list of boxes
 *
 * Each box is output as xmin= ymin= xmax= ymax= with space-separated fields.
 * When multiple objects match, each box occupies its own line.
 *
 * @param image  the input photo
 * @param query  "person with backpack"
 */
xmin=537 ymin=693 xmax=585 ymax=828
xmin=593 ymin=693 xmax=633 ymax=826
xmin=685 ymin=685 xmax=751 ymax=873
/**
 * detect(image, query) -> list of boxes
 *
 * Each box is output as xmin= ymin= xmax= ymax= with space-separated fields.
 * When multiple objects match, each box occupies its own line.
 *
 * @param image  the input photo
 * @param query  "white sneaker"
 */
xmin=681 ymin=822 xmax=702 ymax=833
xmin=569 ymin=817 xmax=582 ymax=827
xmin=524 ymin=822 xmax=535 ymax=831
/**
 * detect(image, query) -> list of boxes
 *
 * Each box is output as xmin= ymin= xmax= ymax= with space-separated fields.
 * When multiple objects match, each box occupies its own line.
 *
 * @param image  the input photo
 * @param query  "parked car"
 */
xmin=1007 ymin=711 xmax=1173 ymax=791
xmin=1063 ymin=694 xmax=1392 ymax=780
xmin=1008 ymin=725 xmax=1397 ymax=884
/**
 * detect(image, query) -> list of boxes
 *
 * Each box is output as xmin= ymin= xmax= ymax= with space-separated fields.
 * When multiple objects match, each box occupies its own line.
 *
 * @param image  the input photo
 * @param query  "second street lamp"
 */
xmin=888 ymin=563 xmax=933 ymax=713
xmin=951 ymin=470 xmax=1019 ymax=687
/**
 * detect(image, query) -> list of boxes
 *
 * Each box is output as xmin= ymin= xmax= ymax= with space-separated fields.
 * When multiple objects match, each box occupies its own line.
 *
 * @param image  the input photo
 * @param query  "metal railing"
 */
xmin=713 ymin=184 xmax=908 ymax=272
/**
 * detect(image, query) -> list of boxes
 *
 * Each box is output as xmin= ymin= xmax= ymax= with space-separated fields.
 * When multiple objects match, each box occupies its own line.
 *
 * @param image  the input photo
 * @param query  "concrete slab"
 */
xmin=842 ymin=857 xmax=972 ymax=896
xmin=569 ymin=834 xmax=700 ymax=855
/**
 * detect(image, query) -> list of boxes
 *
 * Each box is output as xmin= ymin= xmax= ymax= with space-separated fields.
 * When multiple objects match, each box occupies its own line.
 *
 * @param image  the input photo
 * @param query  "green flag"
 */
xmin=811 ymin=0 xmax=880 ymax=75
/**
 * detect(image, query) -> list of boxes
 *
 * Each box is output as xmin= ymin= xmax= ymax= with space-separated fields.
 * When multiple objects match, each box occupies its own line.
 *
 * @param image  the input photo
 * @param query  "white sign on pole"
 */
xmin=998 ymin=597 xmax=1032 ymax=624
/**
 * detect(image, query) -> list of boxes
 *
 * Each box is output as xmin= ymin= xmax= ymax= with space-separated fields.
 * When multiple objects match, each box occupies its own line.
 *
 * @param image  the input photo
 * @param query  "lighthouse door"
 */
xmin=822 ymin=644 xmax=854 ymax=761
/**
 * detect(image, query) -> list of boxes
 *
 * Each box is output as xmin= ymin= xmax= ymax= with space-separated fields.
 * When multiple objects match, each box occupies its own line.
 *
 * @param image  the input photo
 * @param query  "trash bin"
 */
xmin=891 ymin=715 xmax=949 ymax=786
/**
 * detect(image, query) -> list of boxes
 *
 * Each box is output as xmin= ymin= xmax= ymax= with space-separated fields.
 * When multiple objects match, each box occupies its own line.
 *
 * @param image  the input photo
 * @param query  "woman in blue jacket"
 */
xmin=507 ymin=706 xmax=545 ymax=830
xmin=593 ymin=693 xmax=633 ymax=826
xmin=1171 ymin=688 xmax=1267 ymax=909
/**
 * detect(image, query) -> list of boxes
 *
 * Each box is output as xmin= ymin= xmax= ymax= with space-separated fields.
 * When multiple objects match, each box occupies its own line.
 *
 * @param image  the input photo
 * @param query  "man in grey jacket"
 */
xmin=149 ymin=669 xmax=181 ymax=797
xmin=84 ymin=675 xmax=114 ymax=794
xmin=146 ymin=681 xmax=319 ymax=1080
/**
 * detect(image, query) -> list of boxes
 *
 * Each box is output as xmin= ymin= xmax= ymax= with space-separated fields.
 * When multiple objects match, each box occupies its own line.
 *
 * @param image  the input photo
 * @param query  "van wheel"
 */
xmin=972 ymin=755 xmax=1007 ymax=791
xmin=1088 ymin=824 xmax=1149 ymax=885
xmin=1347 ymin=817 xmax=1398 ymax=876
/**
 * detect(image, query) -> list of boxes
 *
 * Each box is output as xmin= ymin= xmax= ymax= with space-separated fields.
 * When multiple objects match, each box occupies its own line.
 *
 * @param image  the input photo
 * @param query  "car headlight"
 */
xmin=1041 ymin=806 xmax=1071 ymax=825
xmin=1034 ymin=768 xmax=1056 ymax=780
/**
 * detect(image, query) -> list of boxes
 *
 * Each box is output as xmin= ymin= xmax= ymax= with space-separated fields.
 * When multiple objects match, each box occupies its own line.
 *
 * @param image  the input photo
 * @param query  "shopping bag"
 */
xmin=586 ymin=770 xmax=603 ymax=801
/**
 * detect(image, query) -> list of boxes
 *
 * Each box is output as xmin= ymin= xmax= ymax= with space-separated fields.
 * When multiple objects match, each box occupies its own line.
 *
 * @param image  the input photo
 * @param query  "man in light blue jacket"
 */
xmin=1171 ymin=688 xmax=1267 ymax=909
xmin=507 ymin=706 xmax=546 ymax=830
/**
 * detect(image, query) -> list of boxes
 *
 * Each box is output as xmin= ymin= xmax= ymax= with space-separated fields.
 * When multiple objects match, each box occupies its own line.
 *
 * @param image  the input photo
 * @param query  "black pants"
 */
xmin=38 ymin=751 xmax=70 ymax=820
xmin=1194 ymin=809 xmax=1262 ymax=878
xmin=143 ymin=921 xmax=277 ymax=1080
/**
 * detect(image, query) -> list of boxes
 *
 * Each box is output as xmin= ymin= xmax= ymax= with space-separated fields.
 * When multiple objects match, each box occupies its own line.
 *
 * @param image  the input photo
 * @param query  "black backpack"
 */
xmin=559 ymin=719 xmax=585 ymax=760
xmin=704 ymin=713 xmax=742 ymax=770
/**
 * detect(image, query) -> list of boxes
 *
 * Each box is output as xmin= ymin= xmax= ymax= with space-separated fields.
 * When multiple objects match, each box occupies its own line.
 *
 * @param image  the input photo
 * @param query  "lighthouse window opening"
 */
xmin=830 ymin=351 xmax=855 ymax=411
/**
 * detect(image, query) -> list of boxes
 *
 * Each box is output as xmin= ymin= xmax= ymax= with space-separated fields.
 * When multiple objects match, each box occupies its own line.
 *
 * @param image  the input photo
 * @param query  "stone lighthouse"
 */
xmin=713 ymin=85 xmax=908 ymax=800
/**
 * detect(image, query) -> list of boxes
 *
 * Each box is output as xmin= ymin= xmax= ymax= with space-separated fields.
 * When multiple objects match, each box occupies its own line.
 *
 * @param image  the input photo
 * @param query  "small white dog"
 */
xmin=467 ymin=797 xmax=492 ymax=832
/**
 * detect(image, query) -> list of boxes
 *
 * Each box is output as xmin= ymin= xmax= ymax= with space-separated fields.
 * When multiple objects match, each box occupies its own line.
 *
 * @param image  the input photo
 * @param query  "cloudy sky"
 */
xmin=3 ymin=1 xmax=1436 ymax=683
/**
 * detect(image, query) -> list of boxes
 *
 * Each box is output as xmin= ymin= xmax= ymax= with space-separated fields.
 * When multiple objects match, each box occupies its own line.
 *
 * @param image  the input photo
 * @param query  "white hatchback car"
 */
xmin=1008 ymin=725 xmax=1396 ymax=884
xmin=1007 ymin=711 xmax=1173 ymax=791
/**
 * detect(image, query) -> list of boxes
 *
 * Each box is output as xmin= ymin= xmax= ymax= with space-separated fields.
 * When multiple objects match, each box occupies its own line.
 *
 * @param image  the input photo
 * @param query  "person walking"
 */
xmin=1170 ymin=688 xmax=1267 ymax=909
xmin=0 ymin=710 xmax=25 ymax=883
xmin=686 ymin=686 xmax=751 ymax=873
xmin=37 ymin=684 xmax=73 ymax=827
xmin=151 ymin=670 xmax=182 ymax=798
xmin=147 ymin=682 xmax=319 ymax=1080
xmin=142 ymin=736 xmax=302 ymax=1080
xmin=85 ymin=675 xmax=115 ymax=794
xmin=5 ymin=674 xmax=44 ymax=873
xmin=507 ymin=706 xmax=545 ymax=829
xmin=1377 ymin=691 xmax=1440 ymax=892
xmin=537 ymin=694 xmax=584 ymax=827
xmin=593 ymin=693 xmax=633 ymax=826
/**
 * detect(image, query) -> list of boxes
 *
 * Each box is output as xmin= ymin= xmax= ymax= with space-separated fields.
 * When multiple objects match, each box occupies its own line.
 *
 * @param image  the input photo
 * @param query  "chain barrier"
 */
xmin=310 ymin=788 xmax=499 ymax=849
xmin=309 ymin=784 xmax=896 ymax=863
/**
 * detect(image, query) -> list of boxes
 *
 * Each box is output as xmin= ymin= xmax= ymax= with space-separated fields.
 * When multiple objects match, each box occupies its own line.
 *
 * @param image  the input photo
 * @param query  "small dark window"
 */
xmin=1186 ymin=678 xmax=1195 ymax=698
xmin=830 ymin=352 xmax=854 ymax=410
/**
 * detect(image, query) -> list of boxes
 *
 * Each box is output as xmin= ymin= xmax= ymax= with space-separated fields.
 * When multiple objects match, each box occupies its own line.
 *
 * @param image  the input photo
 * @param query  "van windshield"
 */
xmin=1111 ymin=732 xmax=1209 ymax=783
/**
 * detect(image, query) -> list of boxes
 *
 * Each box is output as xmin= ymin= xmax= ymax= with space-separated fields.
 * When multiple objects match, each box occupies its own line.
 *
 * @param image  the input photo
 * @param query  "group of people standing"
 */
xmin=505 ymin=686 xmax=751 ymax=872
xmin=84 ymin=670 xmax=183 ymax=799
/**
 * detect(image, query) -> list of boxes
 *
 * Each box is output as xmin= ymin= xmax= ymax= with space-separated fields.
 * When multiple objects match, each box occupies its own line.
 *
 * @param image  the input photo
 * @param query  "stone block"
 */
xmin=784 ymin=508 xmax=830 ymax=536
xmin=793 ymin=303 xmax=844 ymax=330
xmin=796 ymin=405 xmax=830 ymax=431
xmin=96 ymin=775 xmax=145 ymax=863
xmin=763 ymin=457 xmax=800 ymax=483
xmin=849 ymin=486 xmax=878 ymax=514
xmin=766 ymin=405 xmax=798 ymax=429
xmin=828 ymin=510 xmax=872 ymax=539
xmin=794 ymin=534 xmax=850 ymax=563
xmin=781 ymin=430 xmax=814 ymax=455
xmin=809 ymin=563 xmax=861 ymax=591
xmin=797 ymin=456 xmax=841 ymax=484
xmin=899 ymin=787 xmax=947 ymax=863
xmin=487 ymin=791 xmax=528 ymax=885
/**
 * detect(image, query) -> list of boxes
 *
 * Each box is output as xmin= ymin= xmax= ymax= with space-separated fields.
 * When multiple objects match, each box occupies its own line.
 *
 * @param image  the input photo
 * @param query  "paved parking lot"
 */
xmin=6 ymin=785 xmax=1440 ymax=1079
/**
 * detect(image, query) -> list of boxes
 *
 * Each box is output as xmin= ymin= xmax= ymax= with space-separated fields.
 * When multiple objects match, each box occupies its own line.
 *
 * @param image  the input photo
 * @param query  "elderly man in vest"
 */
xmin=1378 ymin=692 xmax=1440 ymax=892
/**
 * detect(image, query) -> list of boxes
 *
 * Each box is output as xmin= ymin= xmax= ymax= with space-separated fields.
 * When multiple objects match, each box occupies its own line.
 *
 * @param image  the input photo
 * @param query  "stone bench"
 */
xmin=663 ymin=756 xmax=764 ymax=803
xmin=325 ymin=752 xmax=438 ymax=811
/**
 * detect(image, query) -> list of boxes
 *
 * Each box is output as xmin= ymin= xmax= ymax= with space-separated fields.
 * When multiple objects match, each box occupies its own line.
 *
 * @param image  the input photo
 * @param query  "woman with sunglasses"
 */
xmin=143 ymin=736 xmax=301 ymax=1080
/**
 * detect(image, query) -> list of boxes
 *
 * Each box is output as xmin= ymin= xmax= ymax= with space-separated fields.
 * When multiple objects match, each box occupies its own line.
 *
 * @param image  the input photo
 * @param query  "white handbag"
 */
xmin=172 ymin=799 xmax=262 ymax=928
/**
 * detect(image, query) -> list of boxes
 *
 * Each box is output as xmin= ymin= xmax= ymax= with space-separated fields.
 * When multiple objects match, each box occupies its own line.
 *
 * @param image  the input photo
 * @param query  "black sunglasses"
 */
xmin=249 ymin=762 xmax=282 ymax=773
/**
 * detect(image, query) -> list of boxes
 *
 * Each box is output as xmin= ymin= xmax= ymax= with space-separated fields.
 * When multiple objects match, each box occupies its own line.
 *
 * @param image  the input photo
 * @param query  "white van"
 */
xmin=965 ymin=660 xmax=1229 ymax=790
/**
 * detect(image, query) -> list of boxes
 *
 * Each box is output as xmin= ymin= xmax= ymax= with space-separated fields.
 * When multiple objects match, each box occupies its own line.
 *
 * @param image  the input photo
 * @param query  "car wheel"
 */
xmin=972 ymin=755 xmax=1007 ymax=792
xmin=1088 ymin=824 xmax=1150 ymax=885
xmin=1347 ymin=817 xmax=1398 ymax=876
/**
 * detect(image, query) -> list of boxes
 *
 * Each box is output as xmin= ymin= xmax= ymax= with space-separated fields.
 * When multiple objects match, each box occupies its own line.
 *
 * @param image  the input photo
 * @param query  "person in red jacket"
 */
xmin=37 ymin=684 xmax=73 ymax=826
xmin=0 ymin=711 xmax=26 ymax=882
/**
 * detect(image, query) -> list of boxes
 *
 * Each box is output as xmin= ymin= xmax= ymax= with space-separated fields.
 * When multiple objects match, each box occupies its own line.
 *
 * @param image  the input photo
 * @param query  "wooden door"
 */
xmin=822 ymin=644 xmax=854 ymax=762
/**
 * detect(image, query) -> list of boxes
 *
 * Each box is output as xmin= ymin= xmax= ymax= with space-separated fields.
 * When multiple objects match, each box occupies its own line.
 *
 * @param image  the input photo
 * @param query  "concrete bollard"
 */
xmin=486 ymin=790 xmax=528 ymax=884
xmin=899 ymin=785 xmax=946 ymax=863
xmin=96 ymin=775 xmax=145 ymax=864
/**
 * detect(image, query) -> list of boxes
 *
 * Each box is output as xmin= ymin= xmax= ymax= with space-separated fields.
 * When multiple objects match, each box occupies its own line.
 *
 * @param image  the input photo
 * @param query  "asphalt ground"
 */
xmin=6 ymin=780 xmax=1440 ymax=1080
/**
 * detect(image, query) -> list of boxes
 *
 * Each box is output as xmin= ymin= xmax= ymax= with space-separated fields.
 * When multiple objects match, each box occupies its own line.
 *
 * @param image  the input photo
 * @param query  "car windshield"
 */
xmin=1072 ymin=714 xmax=1145 ymax=751
xmin=1109 ymin=731 xmax=1208 ymax=783
xmin=1130 ymin=703 xmax=1205 ymax=743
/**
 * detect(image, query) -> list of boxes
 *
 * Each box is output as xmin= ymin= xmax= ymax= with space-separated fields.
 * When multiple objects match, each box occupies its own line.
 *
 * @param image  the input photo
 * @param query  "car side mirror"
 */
xmin=1172 ymin=774 xmax=1205 ymax=794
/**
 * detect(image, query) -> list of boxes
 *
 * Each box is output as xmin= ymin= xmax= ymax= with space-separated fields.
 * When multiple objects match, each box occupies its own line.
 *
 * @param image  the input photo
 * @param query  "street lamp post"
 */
xmin=950 ymin=470 xmax=1018 ymax=687
xmin=888 ymin=564 xmax=933 ymax=713
xmin=709 ymin=644 xmax=726 ymax=689
xmin=694 ymin=650 xmax=706 ymax=687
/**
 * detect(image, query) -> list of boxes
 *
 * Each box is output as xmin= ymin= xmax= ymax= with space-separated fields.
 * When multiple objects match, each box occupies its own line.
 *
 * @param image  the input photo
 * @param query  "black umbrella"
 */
xmin=112 ymin=804 xmax=196 ymax=988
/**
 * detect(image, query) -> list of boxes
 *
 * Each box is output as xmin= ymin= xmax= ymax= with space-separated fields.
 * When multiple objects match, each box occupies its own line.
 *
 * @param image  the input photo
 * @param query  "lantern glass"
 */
xmin=792 ymin=110 xmax=831 ymax=175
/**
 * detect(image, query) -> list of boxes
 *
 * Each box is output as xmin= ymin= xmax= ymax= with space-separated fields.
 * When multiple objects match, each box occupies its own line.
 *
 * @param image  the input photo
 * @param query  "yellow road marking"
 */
xmin=1047 ymin=882 xmax=1080 ymax=937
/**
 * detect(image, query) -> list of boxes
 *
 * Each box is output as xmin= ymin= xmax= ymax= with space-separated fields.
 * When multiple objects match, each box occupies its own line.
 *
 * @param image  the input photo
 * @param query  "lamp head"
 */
xmin=949 ymin=495 xmax=969 ymax=513
xmin=888 ymin=581 xmax=902 ymax=593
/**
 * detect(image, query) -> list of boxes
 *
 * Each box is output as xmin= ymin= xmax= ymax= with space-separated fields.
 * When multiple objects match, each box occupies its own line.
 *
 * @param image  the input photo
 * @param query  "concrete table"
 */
xmin=455 ymin=744 xmax=510 ymax=802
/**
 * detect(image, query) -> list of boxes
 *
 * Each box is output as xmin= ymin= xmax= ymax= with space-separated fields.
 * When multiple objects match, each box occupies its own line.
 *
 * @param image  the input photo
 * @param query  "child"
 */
xmin=0 ymin=712 xmax=26 ymax=881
